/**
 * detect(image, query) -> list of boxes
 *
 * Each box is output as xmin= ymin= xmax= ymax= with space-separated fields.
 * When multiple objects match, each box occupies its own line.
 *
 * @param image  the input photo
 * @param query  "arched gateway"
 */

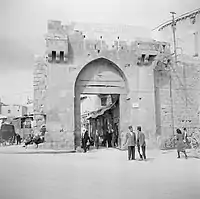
xmin=39 ymin=20 xmax=171 ymax=150
xmin=74 ymin=58 xmax=129 ymax=148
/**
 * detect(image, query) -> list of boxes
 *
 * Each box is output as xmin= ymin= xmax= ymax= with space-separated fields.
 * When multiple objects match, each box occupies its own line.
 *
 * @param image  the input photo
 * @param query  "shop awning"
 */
xmin=87 ymin=100 xmax=117 ymax=120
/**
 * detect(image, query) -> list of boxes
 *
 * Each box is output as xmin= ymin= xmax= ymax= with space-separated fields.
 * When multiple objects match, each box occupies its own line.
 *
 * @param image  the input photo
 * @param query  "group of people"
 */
xmin=101 ymin=126 xmax=119 ymax=148
xmin=23 ymin=124 xmax=46 ymax=148
xmin=123 ymin=125 xmax=190 ymax=161
xmin=123 ymin=125 xmax=146 ymax=161
xmin=81 ymin=124 xmax=192 ymax=160
xmin=81 ymin=124 xmax=119 ymax=152
xmin=81 ymin=128 xmax=101 ymax=153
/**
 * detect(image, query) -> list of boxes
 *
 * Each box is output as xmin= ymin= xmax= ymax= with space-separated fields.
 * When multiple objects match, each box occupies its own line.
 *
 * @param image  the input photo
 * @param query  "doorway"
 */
xmin=74 ymin=58 xmax=128 ymax=148
xmin=80 ymin=93 xmax=120 ymax=148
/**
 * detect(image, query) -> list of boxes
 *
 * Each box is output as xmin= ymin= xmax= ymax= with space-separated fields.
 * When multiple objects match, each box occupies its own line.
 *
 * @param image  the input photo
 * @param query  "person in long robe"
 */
xmin=82 ymin=129 xmax=90 ymax=153
xmin=176 ymin=128 xmax=187 ymax=159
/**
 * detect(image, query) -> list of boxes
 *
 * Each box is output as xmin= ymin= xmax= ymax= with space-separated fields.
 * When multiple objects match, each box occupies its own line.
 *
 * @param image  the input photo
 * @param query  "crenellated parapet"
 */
xmin=45 ymin=20 xmax=171 ymax=66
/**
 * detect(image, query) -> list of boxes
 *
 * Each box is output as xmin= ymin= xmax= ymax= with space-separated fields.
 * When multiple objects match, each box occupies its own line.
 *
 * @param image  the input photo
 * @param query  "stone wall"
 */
xmin=35 ymin=20 xmax=172 ymax=150
xmin=152 ymin=9 xmax=200 ymax=148
xmin=33 ymin=56 xmax=47 ymax=128
xmin=155 ymin=55 xmax=200 ymax=148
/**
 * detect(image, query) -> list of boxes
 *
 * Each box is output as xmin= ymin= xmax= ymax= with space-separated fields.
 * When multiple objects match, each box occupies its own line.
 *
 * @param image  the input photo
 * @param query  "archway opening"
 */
xmin=74 ymin=58 xmax=128 ymax=149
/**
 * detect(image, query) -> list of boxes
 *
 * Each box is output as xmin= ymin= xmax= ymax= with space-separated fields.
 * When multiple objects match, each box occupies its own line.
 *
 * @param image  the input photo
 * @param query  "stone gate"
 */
xmin=34 ymin=20 xmax=174 ymax=150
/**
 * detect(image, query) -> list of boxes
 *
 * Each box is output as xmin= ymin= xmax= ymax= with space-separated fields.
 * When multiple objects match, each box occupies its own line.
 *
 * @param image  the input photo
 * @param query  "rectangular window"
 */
xmin=101 ymin=97 xmax=107 ymax=106
xmin=52 ymin=51 xmax=56 ymax=61
xmin=60 ymin=51 xmax=64 ymax=61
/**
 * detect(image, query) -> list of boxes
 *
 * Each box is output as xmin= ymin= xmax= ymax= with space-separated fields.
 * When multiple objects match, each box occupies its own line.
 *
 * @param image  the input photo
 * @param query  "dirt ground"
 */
xmin=0 ymin=147 xmax=200 ymax=199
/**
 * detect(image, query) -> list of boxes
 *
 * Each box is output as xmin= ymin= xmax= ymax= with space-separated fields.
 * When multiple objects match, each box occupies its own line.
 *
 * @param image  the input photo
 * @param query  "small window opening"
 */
xmin=141 ymin=54 xmax=145 ymax=62
xmin=101 ymin=97 xmax=107 ymax=106
xmin=149 ymin=55 xmax=156 ymax=62
xmin=162 ymin=45 xmax=166 ymax=51
xmin=60 ymin=51 xmax=64 ymax=61
xmin=52 ymin=51 xmax=56 ymax=61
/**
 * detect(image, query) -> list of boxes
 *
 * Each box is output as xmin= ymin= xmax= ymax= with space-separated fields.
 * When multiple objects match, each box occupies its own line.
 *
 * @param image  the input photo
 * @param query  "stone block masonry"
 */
xmin=33 ymin=56 xmax=47 ymax=114
xmin=155 ymin=55 xmax=200 ymax=143
xmin=34 ymin=20 xmax=200 ymax=150
xmin=33 ymin=56 xmax=48 ymax=129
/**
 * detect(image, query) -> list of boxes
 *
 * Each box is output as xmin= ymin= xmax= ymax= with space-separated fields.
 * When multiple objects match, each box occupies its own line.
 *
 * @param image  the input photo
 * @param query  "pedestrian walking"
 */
xmin=95 ymin=130 xmax=100 ymax=149
xmin=123 ymin=125 xmax=136 ymax=160
xmin=40 ymin=124 xmax=46 ymax=142
xmin=111 ymin=129 xmax=117 ymax=147
xmin=183 ymin=127 xmax=189 ymax=147
xmin=137 ymin=126 xmax=146 ymax=160
xmin=16 ymin=133 xmax=21 ymax=145
xmin=114 ymin=123 xmax=119 ymax=147
xmin=176 ymin=128 xmax=187 ymax=159
xmin=107 ymin=127 xmax=112 ymax=148
xmin=82 ymin=129 xmax=90 ymax=153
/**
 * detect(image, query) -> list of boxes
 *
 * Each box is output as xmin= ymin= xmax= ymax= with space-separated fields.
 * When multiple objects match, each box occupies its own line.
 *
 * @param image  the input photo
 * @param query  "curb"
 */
xmin=0 ymin=149 xmax=76 ymax=154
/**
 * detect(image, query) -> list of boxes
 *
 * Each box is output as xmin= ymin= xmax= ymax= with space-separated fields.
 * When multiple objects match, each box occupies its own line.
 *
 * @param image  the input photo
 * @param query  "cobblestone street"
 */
xmin=0 ymin=147 xmax=200 ymax=199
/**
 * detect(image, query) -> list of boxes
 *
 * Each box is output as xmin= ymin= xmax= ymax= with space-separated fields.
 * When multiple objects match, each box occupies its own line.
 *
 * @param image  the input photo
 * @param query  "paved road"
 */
xmin=0 ymin=147 xmax=200 ymax=199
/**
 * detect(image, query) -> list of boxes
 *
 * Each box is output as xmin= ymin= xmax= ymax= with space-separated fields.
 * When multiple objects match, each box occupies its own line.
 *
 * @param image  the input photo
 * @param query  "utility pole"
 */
xmin=170 ymin=12 xmax=176 ymax=137
xmin=171 ymin=12 xmax=178 ymax=64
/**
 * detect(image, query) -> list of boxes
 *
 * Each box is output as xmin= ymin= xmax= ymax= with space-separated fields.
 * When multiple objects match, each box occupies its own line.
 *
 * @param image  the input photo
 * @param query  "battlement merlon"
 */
xmin=46 ymin=20 xmax=75 ymax=37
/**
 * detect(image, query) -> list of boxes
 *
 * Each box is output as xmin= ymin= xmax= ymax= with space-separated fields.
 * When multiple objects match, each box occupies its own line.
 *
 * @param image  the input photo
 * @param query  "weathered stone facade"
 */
xmin=153 ymin=9 xmax=200 ymax=147
xmin=34 ymin=20 xmax=174 ymax=150
xmin=33 ymin=56 xmax=47 ymax=127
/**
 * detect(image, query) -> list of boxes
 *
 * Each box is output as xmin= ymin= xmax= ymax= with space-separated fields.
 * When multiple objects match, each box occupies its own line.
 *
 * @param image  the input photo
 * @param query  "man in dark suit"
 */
xmin=137 ymin=126 xmax=146 ymax=160
xmin=123 ymin=125 xmax=136 ymax=160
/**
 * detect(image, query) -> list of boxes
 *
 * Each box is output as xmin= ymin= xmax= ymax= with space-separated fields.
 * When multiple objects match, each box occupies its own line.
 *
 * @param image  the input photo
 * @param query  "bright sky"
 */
xmin=0 ymin=0 xmax=200 ymax=104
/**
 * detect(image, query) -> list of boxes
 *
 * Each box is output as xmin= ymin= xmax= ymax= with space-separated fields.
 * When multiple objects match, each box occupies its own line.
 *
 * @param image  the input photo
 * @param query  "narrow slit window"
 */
xmin=194 ymin=32 xmax=199 ymax=57
xmin=52 ymin=51 xmax=56 ymax=61
xmin=60 ymin=51 xmax=64 ymax=61
xmin=141 ymin=54 xmax=145 ymax=63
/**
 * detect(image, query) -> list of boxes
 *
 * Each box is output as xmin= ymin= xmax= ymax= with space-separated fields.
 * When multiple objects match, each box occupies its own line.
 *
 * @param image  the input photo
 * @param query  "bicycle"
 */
xmin=187 ymin=132 xmax=200 ymax=158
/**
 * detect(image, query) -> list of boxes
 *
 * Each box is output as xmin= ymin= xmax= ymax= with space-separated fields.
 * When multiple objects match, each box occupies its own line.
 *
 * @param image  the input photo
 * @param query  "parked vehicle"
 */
xmin=0 ymin=123 xmax=16 ymax=145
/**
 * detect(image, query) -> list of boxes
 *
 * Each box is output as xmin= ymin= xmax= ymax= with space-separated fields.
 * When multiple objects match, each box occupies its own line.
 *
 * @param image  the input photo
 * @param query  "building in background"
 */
xmin=154 ymin=8 xmax=200 ymax=57
xmin=1 ymin=104 xmax=28 ymax=118
xmin=81 ymin=95 xmax=101 ymax=115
